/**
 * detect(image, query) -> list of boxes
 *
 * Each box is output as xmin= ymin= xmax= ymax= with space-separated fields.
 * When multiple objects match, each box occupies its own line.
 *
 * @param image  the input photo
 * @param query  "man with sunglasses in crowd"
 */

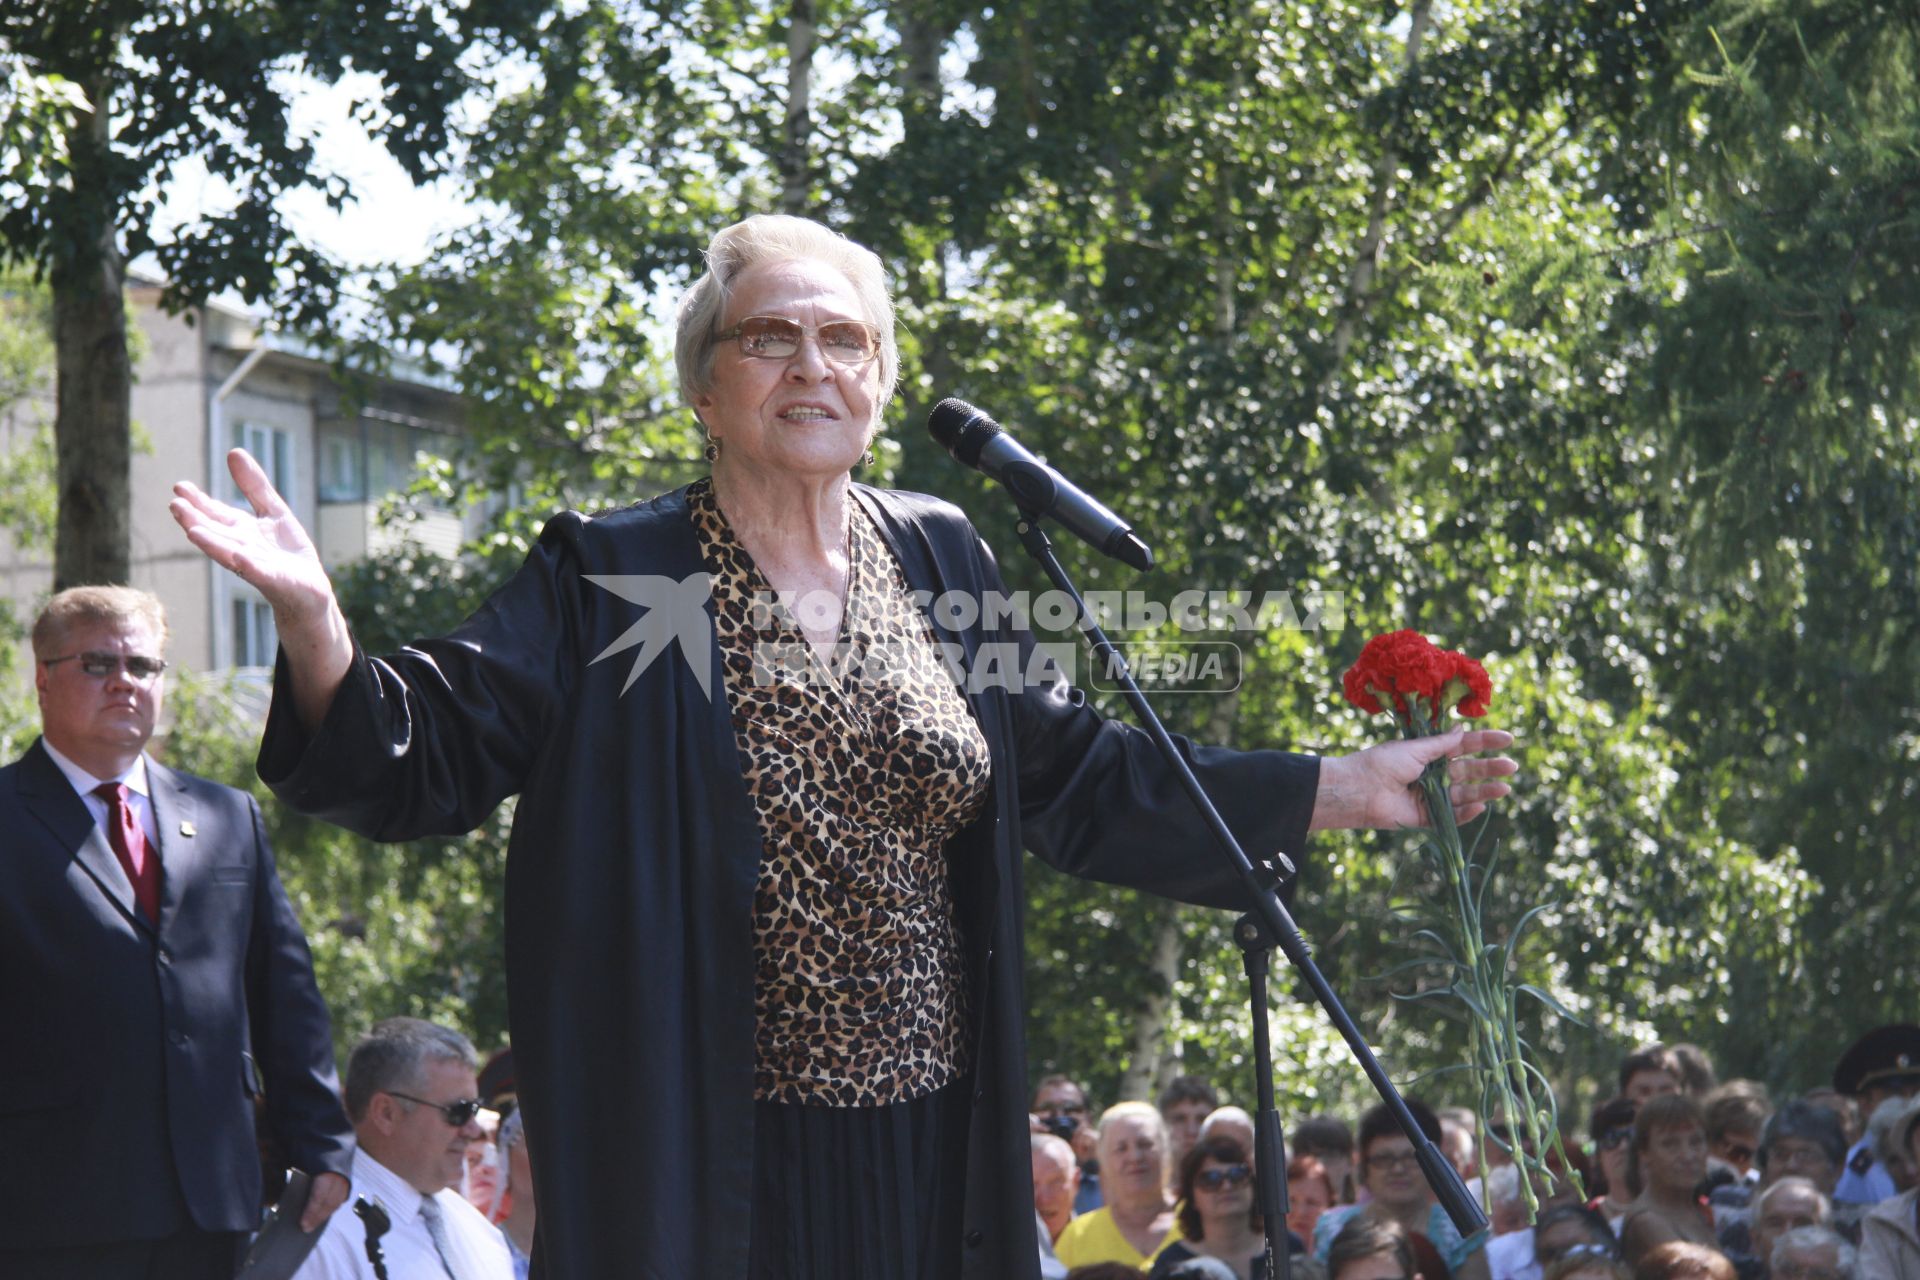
xmin=297 ymin=1018 xmax=513 ymax=1280
xmin=0 ymin=586 xmax=353 ymax=1278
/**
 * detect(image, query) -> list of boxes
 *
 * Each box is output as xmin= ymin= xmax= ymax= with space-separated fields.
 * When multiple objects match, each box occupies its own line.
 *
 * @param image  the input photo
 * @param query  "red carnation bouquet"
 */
xmin=1341 ymin=628 xmax=1492 ymax=726
xmin=1343 ymin=630 xmax=1577 ymax=1218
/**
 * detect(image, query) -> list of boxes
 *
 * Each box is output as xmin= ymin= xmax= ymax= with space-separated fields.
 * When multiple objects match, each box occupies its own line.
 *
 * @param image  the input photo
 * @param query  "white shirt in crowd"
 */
xmin=294 ymin=1148 xmax=513 ymax=1280
xmin=1487 ymin=1227 xmax=1539 ymax=1280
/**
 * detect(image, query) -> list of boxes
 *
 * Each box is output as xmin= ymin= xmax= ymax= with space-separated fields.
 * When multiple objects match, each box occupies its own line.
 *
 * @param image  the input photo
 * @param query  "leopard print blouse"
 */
xmin=689 ymin=479 xmax=992 ymax=1106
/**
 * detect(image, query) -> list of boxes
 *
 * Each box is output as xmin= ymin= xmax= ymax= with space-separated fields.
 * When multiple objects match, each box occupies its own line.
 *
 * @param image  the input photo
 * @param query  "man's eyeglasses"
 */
xmin=42 ymin=651 xmax=169 ymax=682
xmin=1597 ymin=1127 xmax=1634 ymax=1151
xmin=1196 ymin=1164 xmax=1253 ymax=1191
xmin=716 ymin=316 xmax=882 ymax=365
xmin=385 ymin=1091 xmax=483 ymax=1127
xmin=1365 ymin=1150 xmax=1421 ymax=1172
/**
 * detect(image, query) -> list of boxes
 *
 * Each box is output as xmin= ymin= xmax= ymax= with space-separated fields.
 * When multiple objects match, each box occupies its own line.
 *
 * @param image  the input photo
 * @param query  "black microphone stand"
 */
xmin=1005 ymin=512 xmax=1488 ymax=1276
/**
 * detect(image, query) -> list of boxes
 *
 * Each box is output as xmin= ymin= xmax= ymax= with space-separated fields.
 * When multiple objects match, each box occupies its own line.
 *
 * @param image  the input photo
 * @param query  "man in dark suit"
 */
xmin=0 ymin=586 xmax=354 ymax=1278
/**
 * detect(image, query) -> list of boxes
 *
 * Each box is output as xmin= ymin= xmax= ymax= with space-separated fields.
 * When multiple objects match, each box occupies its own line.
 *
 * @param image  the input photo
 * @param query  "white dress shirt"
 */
xmin=294 ymin=1149 xmax=513 ymax=1280
xmin=42 ymin=739 xmax=160 ymax=848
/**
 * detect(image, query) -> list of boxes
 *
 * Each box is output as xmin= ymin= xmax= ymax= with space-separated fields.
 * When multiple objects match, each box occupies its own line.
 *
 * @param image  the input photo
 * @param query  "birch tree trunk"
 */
xmin=1328 ymin=0 xmax=1432 ymax=366
xmin=1117 ymin=900 xmax=1183 ymax=1101
xmin=894 ymin=2 xmax=959 ymax=421
xmin=778 ymin=0 xmax=816 ymax=214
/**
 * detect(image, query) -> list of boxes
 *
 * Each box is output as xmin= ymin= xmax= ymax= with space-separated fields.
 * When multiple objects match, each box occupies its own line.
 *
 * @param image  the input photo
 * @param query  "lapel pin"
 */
xmin=179 ymin=821 xmax=196 ymax=837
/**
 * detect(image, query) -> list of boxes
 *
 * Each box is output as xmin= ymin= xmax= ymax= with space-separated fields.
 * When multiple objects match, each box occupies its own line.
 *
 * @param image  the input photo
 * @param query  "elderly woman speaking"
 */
xmin=171 ymin=214 xmax=1515 ymax=1280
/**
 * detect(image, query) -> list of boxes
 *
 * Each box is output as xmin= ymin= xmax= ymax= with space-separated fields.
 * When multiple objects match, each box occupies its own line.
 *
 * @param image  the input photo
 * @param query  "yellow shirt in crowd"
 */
xmin=1054 ymin=1206 xmax=1183 ymax=1269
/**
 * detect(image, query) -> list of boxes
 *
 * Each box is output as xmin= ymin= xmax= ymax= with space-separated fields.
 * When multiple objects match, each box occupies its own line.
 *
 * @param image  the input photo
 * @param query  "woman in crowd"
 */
xmin=172 ymin=213 xmax=1515 ymax=1280
xmin=1059 ymin=1103 xmax=1183 ymax=1268
xmin=1621 ymin=1096 xmax=1718 ymax=1265
xmin=1297 ymin=1118 xmax=1361 ymax=1207
xmin=1869 ymin=1097 xmax=1920 ymax=1197
xmin=1149 ymin=1136 xmax=1269 ymax=1279
xmin=1289 ymin=1154 xmax=1339 ymax=1247
xmin=1702 ymin=1084 xmax=1770 ymax=1187
xmin=1589 ymin=1097 xmax=1641 ymax=1233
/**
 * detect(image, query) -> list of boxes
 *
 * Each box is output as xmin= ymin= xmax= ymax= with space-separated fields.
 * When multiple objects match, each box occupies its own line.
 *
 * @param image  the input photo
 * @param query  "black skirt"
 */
xmin=747 ymin=1079 xmax=973 ymax=1280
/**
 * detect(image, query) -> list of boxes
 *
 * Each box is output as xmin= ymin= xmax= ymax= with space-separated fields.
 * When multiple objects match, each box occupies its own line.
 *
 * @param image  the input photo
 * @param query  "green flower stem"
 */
xmin=1397 ymin=708 xmax=1582 ymax=1221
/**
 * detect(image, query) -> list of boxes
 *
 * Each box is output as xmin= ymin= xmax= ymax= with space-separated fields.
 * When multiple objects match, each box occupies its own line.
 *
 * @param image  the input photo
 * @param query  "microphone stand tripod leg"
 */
xmin=1238 ymin=913 xmax=1294 ymax=1280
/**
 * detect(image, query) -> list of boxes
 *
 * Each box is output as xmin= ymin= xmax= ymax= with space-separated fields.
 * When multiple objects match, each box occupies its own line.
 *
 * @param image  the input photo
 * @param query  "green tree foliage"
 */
xmin=0 ymin=0 xmax=555 ymax=586
xmin=0 ymin=266 xmax=55 ymax=748
xmin=337 ymin=0 xmax=1912 ymax=1113
xmin=1602 ymin=0 xmax=1920 ymax=1078
xmin=44 ymin=0 xmax=1900 ymax=1114
xmin=0 ymin=60 xmax=86 ymax=191
xmin=0 ymin=265 xmax=57 ymax=557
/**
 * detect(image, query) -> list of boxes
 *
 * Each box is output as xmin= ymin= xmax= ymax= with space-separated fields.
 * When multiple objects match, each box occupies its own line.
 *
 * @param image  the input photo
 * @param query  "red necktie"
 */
xmin=94 ymin=782 xmax=161 ymax=923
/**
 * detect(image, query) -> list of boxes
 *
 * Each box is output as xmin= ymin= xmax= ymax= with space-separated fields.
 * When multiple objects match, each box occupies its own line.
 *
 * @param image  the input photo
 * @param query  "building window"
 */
xmin=317 ymin=417 xmax=451 ymax=508
xmin=319 ymin=424 xmax=365 ymax=502
xmin=229 ymin=422 xmax=293 ymax=503
xmin=232 ymin=595 xmax=277 ymax=669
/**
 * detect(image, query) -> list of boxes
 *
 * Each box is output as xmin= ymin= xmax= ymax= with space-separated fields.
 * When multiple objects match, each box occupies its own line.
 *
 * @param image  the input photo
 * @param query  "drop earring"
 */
xmin=704 ymin=438 xmax=721 ymax=463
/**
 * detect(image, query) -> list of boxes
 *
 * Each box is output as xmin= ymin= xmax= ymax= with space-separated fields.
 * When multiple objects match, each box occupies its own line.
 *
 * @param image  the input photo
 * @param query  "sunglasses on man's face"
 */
xmin=385 ymin=1091 xmax=483 ymax=1127
xmin=1197 ymin=1164 xmax=1253 ymax=1191
xmin=1597 ymin=1127 xmax=1634 ymax=1151
xmin=716 ymin=315 xmax=882 ymax=365
xmin=43 ymin=651 xmax=168 ymax=681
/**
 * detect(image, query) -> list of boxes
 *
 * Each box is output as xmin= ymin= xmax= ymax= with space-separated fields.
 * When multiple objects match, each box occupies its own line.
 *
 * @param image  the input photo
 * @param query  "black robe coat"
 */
xmin=259 ymin=483 xmax=1321 ymax=1280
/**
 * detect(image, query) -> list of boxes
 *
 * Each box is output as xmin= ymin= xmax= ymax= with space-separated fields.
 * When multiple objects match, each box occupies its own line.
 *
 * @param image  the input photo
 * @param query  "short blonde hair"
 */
xmin=31 ymin=586 xmax=169 ymax=659
xmin=674 ymin=214 xmax=900 ymax=419
xmin=1096 ymin=1100 xmax=1168 ymax=1168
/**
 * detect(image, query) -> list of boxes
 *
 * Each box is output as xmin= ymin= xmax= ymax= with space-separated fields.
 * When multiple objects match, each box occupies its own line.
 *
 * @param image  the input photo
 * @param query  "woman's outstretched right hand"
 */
xmin=170 ymin=448 xmax=354 ymax=730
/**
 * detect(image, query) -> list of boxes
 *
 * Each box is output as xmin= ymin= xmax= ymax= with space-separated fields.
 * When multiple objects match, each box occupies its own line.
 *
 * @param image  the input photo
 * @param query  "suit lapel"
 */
xmin=146 ymin=758 xmax=206 ymax=935
xmin=15 ymin=739 xmax=149 ymax=932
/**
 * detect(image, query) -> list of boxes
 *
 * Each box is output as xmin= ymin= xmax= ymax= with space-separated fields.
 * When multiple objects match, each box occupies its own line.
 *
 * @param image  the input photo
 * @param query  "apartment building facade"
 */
xmin=0 ymin=279 xmax=471 ymax=674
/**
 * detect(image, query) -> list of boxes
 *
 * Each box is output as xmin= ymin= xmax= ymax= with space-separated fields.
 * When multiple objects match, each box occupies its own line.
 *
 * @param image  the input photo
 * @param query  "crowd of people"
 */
xmin=1024 ymin=1031 xmax=1920 ymax=1280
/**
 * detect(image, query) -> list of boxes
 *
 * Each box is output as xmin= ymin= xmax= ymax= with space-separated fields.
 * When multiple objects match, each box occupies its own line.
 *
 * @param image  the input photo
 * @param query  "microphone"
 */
xmin=927 ymin=398 xmax=1154 ymax=571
